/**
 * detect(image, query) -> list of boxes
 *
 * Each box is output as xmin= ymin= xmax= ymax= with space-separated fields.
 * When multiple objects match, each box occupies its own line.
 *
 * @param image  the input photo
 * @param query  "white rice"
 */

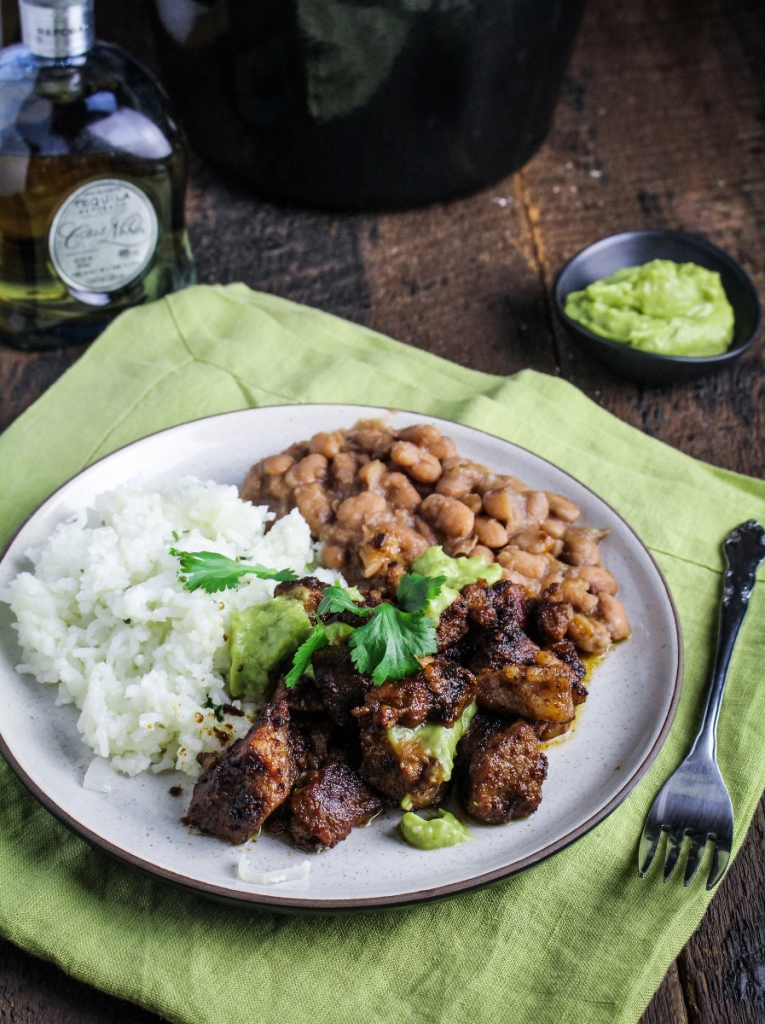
xmin=1 ymin=477 xmax=340 ymax=777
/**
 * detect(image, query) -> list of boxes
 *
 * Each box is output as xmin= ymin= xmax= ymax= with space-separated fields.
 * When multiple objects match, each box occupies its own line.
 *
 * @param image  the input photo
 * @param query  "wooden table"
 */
xmin=2 ymin=0 xmax=764 ymax=1020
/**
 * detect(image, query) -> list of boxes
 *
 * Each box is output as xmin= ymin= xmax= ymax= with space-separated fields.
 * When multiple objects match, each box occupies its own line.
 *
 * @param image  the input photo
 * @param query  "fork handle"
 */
xmin=692 ymin=520 xmax=765 ymax=759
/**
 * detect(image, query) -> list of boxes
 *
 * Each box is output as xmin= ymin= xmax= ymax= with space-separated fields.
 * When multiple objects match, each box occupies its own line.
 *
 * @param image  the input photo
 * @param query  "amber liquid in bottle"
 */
xmin=0 ymin=0 xmax=195 ymax=348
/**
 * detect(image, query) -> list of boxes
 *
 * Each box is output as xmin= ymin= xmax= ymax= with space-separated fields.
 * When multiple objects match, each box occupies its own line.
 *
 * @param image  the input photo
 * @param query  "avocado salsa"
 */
xmin=564 ymin=259 xmax=735 ymax=357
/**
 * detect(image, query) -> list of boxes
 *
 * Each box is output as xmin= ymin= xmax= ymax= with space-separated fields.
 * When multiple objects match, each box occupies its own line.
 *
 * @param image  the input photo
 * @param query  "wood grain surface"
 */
xmin=1 ymin=0 xmax=764 ymax=1020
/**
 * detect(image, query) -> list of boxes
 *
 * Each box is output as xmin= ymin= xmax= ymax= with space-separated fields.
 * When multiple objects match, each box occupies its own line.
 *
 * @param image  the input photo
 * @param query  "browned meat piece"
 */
xmin=572 ymin=680 xmax=588 ymax=706
xmin=463 ymin=579 xmax=528 ymax=632
xmin=463 ymin=580 xmax=538 ymax=672
xmin=354 ymin=659 xmax=477 ymax=731
xmin=184 ymin=700 xmax=298 ymax=844
xmin=550 ymin=639 xmax=587 ymax=686
xmin=311 ymin=645 xmax=373 ymax=730
xmin=354 ymin=660 xmax=477 ymax=808
xmin=262 ymin=802 xmax=291 ymax=835
xmin=476 ymin=649 xmax=576 ymax=724
xmin=356 ymin=719 xmax=447 ymax=808
xmin=272 ymin=673 xmax=325 ymax=714
xmin=462 ymin=719 xmax=547 ymax=823
xmin=296 ymin=714 xmax=338 ymax=773
xmin=534 ymin=599 xmax=571 ymax=644
xmin=288 ymin=757 xmax=383 ymax=851
xmin=273 ymin=576 xmax=327 ymax=618
xmin=491 ymin=579 xmax=530 ymax=631
xmin=533 ymin=720 xmax=572 ymax=741
xmin=469 ymin=624 xmax=539 ymax=673
xmin=436 ymin=597 xmax=469 ymax=650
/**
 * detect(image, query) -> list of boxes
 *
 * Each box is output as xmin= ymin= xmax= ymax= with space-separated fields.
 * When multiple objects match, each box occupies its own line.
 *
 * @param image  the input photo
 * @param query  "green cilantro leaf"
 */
xmin=171 ymin=549 xmax=298 ymax=594
xmin=396 ymin=571 xmax=447 ymax=614
xmin=285 ymin=625 xmax=329 ymax=688
xmin=317 ymin=585 xmax=374 ymax=618
xmin=350 ymin=604 xmax=438 ymax=685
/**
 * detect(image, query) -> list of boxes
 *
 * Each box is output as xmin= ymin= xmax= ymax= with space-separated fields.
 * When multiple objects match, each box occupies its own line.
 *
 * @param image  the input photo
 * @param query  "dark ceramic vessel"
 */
xmin=553 ymin=230 xmax=761 ymax=385
xmin=151 ymin=0 xmax=587 ymax=212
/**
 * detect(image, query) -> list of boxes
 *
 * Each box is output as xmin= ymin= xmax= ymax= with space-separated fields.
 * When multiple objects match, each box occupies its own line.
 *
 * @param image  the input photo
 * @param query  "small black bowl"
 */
xmin=553 ymin=230 xmax=761 ymax=384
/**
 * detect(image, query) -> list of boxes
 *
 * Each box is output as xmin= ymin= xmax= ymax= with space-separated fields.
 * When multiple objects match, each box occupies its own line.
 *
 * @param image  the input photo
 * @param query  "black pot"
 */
xmin=152 ymin=0 xmax=586 ymax=211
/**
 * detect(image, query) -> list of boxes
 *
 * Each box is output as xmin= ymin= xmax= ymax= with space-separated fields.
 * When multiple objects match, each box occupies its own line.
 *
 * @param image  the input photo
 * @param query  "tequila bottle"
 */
xmin=0 ymin=0 xmax=195 ymax=348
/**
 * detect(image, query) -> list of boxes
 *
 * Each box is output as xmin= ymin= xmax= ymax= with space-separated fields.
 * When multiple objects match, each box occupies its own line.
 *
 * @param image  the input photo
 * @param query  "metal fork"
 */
xmin=638 ymin=519 xmax=765 ymax=889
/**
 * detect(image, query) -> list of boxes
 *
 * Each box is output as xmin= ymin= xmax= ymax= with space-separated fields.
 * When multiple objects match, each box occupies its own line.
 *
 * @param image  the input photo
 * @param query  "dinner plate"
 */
xmin=0 ymin=405 xmax=683 ymax=911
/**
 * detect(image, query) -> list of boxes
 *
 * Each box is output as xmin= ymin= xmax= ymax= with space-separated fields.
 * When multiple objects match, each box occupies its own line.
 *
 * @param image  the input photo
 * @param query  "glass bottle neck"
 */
xmin=18 ymin=0 xmax=94 ymax=59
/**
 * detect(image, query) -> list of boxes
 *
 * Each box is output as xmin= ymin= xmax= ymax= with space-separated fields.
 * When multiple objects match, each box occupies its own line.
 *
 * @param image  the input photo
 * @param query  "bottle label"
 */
xmin=49 ymin=180 xmax=159 ymax=295
xmin=19 ymin=0 xmax=94 ymax=59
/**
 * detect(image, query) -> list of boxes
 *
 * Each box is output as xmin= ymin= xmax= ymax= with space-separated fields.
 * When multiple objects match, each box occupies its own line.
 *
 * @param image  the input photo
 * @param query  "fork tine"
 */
xmin=663 ymin=829 xmax=684 ymax=883
xmin=638 ymin=819 xmax=663 ymax=878
xmin=707 ymin=837 xmax=732 ymax=890
xmin=683 ymin=833 xmax=705 ymax=886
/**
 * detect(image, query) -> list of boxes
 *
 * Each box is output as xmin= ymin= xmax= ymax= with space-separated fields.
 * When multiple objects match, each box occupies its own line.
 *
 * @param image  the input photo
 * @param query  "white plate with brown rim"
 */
xmin=0 ymin=405 xmax=683 ymax=912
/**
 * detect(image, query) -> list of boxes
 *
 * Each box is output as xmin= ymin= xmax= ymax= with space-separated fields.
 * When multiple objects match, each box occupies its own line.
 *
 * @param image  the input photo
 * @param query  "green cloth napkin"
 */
xmin=1 ymin=283 xmax=764 ymax=1024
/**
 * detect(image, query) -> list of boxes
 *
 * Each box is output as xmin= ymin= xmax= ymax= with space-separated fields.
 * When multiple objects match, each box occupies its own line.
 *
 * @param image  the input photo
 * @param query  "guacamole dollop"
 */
xmin=411 ymin=546 xmax=502 ymax=620
xmin=229 ymin=596 xmax=313 ymax=699
xmin=564 ymin=259 xmax=734 ymax=356
xmin=389 ymin=699 xmax=477 ymax=793
xmin=400 ymin=809 xmax=472 ymax=850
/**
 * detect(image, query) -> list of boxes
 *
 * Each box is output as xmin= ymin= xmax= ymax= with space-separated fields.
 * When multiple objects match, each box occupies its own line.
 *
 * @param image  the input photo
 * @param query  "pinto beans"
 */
xmin=461 ymin=493 xmax=483 ymax=515
xmin=331 ymin=451 xmax=358 ymax=490
xmin=322 ymin=543 xmax=346 ymax=570
xmin=482 ymin=488 xmax=527 ymax=533
xmin=572 ymin=565 xmax=618 ymax=595
xmin=542 ymin=517 xmax=567 ymax=540
xmin=596 ymin=594 xmax=631 ymax=640
xmin=473 ymin=544 xmax=496 ymax=564
xmin=474 ymin=516 xmax=509 ymax=549
xmin=241 ymin=421 xmax=628 ymax=651
xmin=419 ymin=494 xmax=475 ymax=538
xmin=390 ymin=441 xmax=442 ymax=484
xmin=444 ymin=535 xmax=479 ymax=558
xmin=511 ymin=527 xmax=556 ymax=555
xmin=285 ymin=453 xmax=328 ymax=488
xmin=436 ymin=464 xmax=481 ymax=498
xmin=560 ymin=577 xmax=598 ymax=614
xmin=545 ymin=492 xmax=580 ymax=523
xmin=567 ymin=613 xmax=612 ymax=653
xmin=262 ymin=454 xmax=294 ymax=476
xmin=336 ymin=492 xmax=388 ymax=528
xmin=357 ymin=459 xmax=386 ymax=491
xmin=382 ymin=472 xmax=421 ymax=512
xmin=524 ymin=491 xmax=550 ymax=526
xmin=294 ymin=484 xmax=333 ymax=534
xmin=397 ymin=424 xmax=457 ymax=461
xmin=497 ymin=546 xmax=548 ymax=579
xmin=308 ymin=432 xmax=342 ymax=459
xmin=561 ymin=528 xmax=603 ymax=566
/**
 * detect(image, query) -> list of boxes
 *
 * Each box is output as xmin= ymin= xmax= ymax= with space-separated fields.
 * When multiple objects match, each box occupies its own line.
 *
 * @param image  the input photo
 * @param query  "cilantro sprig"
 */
xmin=317 ymin=585 xmax=373 ymax=619
xmin=285 ymin=624 xmax=330 ymax=688
xmin=171 ymin=549 xmax=298 ymax=594
xmin=286 ymin=572 xmax=446 ymax=688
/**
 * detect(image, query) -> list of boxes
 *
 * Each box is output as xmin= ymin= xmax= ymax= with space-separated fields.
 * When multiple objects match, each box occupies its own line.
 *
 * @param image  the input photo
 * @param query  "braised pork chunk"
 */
xmin=184 ymin=700 xmax=297 ymax=844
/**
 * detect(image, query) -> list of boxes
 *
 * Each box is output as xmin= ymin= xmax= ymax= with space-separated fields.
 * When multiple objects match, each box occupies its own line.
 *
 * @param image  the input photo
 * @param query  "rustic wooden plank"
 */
xmin=638 ymin=961 xmax=689 ymax=1024
xmin=187 ymin=160 xmax=370 ymax=325
xmin=360 ymin=178 xmax=558 ymax=377
xmin=519 ymin=0 xmax=765 ymax=479
xmin=678 ymin=795 xmax=765 ymax=1023
xmin=0 ymin=344 xmax=85 ymax=433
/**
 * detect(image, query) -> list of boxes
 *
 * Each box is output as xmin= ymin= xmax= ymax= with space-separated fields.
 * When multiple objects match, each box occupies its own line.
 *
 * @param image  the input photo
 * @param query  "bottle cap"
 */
xmin=19 ymin=0 xmax=94 ymax=59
